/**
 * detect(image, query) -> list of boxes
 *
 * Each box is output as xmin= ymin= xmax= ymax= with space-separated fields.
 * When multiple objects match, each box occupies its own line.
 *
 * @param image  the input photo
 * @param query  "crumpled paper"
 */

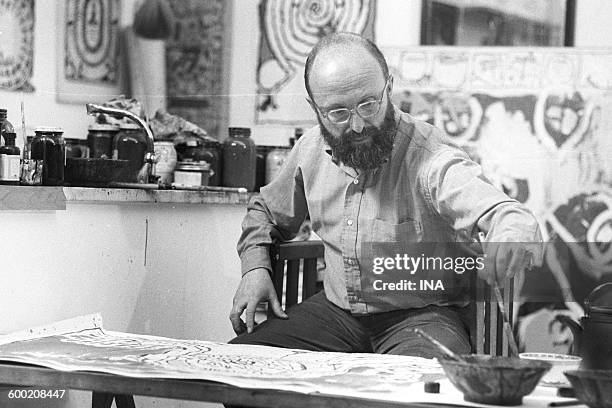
xmin=149 ymin=110 xmax=211 ymax=141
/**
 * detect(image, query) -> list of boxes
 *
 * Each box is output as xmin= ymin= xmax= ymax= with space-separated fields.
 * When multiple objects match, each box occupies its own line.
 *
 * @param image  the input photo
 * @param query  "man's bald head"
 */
xmin=304 ymin=32 xmax=389 ymax=99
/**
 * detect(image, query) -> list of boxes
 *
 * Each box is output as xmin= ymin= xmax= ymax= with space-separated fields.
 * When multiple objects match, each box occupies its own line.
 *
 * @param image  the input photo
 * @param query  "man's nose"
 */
xmin=350 ymin=112 xmax=365 ymax=133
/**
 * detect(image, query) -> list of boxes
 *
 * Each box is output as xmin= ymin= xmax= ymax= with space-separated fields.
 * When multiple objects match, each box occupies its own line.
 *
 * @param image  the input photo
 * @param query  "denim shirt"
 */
xmin=238 ymin=106 xmax=541 ymax=314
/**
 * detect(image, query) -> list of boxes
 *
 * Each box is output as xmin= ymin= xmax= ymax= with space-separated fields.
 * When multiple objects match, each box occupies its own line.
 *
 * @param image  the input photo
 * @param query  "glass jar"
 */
xmin=265 ymin=146 xmax=290 ymax=184
xmin=31 ymin=126 xmax=65 ymax=186
xmin=222 ymin=127 xmax=256 ymax=191
xmin=153 ymin=141 xmax=177 ymax=184
xmin=88 ymin=123 xmax=119 ymax=158
xmin=114 ymin=123 xmax=147 ymax=178
xmin=200 ymin=140 xmax=221 ymax=186
xmin=255 ymin=145 xmax=268 ymax=192
xmin=65 ymin=138 xmax=89 ymax=158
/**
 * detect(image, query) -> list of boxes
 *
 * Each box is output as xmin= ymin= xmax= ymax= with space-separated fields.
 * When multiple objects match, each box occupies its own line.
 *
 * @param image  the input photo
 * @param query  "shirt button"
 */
xmin=347 ymin=219 xmax=353 ymax=226
xmin=353 ymin=179 xmax=359 ymax=184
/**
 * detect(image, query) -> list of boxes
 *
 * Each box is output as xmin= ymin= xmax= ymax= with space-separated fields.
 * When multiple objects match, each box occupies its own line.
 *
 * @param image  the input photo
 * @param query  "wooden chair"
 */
xmin=270 ymin=240 xmax=515 ymax=356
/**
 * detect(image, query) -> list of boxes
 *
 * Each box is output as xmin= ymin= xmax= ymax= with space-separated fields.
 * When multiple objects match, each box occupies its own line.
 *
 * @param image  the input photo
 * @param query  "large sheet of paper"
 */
xmin=0 ymin=315 xmax=442 ymax=396
xmin=0 ymin=316 xmax=573 ymax=407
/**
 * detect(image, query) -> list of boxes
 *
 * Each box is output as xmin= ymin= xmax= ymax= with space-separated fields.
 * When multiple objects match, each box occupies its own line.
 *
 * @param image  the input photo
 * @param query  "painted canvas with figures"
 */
xmin=382 ymin=47 xmax=612 ymax=353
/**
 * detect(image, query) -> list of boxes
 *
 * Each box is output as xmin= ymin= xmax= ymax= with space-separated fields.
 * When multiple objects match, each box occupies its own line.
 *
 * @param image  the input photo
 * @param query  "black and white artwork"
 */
xmin=0 ymin=0 xmax=35 ymax=92
xmin=256 ymin=0 xmax=377 ymax=125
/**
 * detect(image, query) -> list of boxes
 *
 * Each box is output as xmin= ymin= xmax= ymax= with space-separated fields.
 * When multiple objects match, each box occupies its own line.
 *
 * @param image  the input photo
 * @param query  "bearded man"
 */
xmin=229 ymin=33 xmax=542 ymax=357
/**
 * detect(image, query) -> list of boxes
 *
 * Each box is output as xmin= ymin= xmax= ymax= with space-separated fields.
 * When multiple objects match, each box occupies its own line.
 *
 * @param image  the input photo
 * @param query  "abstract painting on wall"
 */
xmin=165 ymin=0 xmax=231 ymax=138
xmin=384 ymin=46 xmax=612 ymax=353
xmin=256 ymin=0 xmax=377 ymax=125
xmin=0 ymin=0 xmax=35 ymax=92
xmin=57 ymin=0 xmax=123 ymax=103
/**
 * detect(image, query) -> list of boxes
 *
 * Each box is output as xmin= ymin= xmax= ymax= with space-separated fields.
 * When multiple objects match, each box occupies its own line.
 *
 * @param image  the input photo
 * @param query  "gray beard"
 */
xmin=319 ymin=103 xmax=396 ymax=171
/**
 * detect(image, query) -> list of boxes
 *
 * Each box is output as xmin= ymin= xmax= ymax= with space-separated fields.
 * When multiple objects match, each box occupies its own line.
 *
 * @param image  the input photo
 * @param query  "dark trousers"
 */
xmin=229 ymin=291 xmax=471 ymax=358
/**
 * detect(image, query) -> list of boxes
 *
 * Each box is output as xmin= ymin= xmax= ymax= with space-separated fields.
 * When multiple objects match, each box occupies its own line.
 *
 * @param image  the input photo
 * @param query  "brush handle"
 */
xmin=414 ymin=328 xmax=463 ymax=362
xmin=492 ymin=283 xmax=520 ymax=357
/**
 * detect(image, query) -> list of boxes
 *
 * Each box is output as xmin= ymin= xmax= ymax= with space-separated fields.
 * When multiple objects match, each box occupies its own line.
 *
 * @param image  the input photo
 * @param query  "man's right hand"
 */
xmin=229 ymin=268 xmax=288 ymax=335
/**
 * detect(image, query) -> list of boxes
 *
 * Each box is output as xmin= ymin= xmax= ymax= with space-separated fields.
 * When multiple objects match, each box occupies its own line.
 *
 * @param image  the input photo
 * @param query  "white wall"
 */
xmin=0 ymin=200 xmax=244 ymax=408
xmin=574 ymin=0 xmax=612 ymax=46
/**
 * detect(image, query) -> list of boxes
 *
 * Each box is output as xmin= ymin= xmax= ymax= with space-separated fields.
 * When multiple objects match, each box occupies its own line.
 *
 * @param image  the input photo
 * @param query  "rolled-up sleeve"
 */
xmin=237 ymin=142 xmax=309 ymax=276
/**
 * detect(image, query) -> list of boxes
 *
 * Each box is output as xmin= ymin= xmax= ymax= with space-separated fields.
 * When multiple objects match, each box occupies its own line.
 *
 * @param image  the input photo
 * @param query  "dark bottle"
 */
xmin=31 ymin=127 xmax=65 ymax=186
xmin=0 ymin=109 xmax=15 ymax=144
xmin=200 ymin=140 xmax=222 ymax=186
xmin=114 ymin=123 xmax=147 ymax=180
xmin=222 ymin=127 xmax=256 ymax=191
xmin=65 ymin=138 xmax=89 ymax=158
xmin=88 ymin=124 xmax=119 ymax=158
xmin=0 ymin=132 xmax=21 ymax=185
xmin=0 ymin=132 xmax=20 ymax=155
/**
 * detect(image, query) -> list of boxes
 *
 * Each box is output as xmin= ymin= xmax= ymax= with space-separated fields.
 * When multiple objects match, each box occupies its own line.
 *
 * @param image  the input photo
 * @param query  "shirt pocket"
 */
xmin=370 ymin=218 xmax=422 ymax=243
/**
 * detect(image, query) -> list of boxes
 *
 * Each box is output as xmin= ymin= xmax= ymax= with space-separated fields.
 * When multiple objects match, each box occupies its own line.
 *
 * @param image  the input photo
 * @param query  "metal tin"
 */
xmin=174 ymin=161 xmax=213 ymax=187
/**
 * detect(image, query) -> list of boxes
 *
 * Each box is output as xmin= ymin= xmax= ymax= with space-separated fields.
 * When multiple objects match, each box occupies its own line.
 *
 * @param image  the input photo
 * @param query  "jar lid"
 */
xmin=35 ymin=126 xmax=64 ymax=134
xmin=65 ymin=137 xmax=85 ymax=143
xmin=89 ymin=123 xmax=120 ymax=131
xmin=228 ymin=127 xmax=251 ymax=137
xmin=119 ymin=123 xmax=141 ymax=130
xmin=175 ymin=161 xmax=211 ymax=171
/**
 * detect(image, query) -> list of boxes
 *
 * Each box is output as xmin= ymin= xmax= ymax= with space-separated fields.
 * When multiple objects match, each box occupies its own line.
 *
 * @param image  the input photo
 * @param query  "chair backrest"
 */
xmin=270 ymin=240 xmax=514 ymax=356
xmin=269 ymin=241 xmax=324 ymax=312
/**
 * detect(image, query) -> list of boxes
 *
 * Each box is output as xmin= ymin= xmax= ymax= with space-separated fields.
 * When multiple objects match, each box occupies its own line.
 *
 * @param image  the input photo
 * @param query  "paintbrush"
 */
xmin=21 ymin=101 xmax=26 ymax=151
xmin=493 ymin=282 xmax=520 ymax=357
xmin=477 ymin=232 xmax=520 ymax=357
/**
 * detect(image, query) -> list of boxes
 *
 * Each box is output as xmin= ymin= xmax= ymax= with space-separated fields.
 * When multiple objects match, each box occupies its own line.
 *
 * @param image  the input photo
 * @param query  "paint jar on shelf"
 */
xmin=31 ymin=126 xmax=65 ymax=186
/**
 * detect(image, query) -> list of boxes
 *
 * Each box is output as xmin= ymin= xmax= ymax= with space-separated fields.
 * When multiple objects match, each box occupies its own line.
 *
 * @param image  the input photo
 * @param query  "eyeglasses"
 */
xmin=316 ymin=76 xmax=391 ymax=124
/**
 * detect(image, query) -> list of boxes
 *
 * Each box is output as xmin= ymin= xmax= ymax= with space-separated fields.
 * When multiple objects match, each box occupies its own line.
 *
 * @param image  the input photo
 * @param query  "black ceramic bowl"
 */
xmin=439 ymin=355 xmax=551 ymax=406
xmin=565 ymin=369 xmax=612 ymax=408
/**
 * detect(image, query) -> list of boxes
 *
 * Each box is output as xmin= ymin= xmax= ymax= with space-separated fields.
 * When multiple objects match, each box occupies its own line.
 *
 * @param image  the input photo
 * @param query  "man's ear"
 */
xmin=387 ymin=75 xmax=394 ymax=96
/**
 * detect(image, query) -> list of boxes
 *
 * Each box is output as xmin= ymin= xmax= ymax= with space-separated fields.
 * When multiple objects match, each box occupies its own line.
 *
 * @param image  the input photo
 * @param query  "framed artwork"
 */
xmin=0 ymin=0 xmax=35 ymax=92
xmin=421 ymin=0 xmax=575 ymax=47
xmin=255 ymin=0 xmax=377 ymax=125
xmin=56 ymin=0 xmax=123 ymax=104
xmin=165 ymin=0 xmax=232 ymax=138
